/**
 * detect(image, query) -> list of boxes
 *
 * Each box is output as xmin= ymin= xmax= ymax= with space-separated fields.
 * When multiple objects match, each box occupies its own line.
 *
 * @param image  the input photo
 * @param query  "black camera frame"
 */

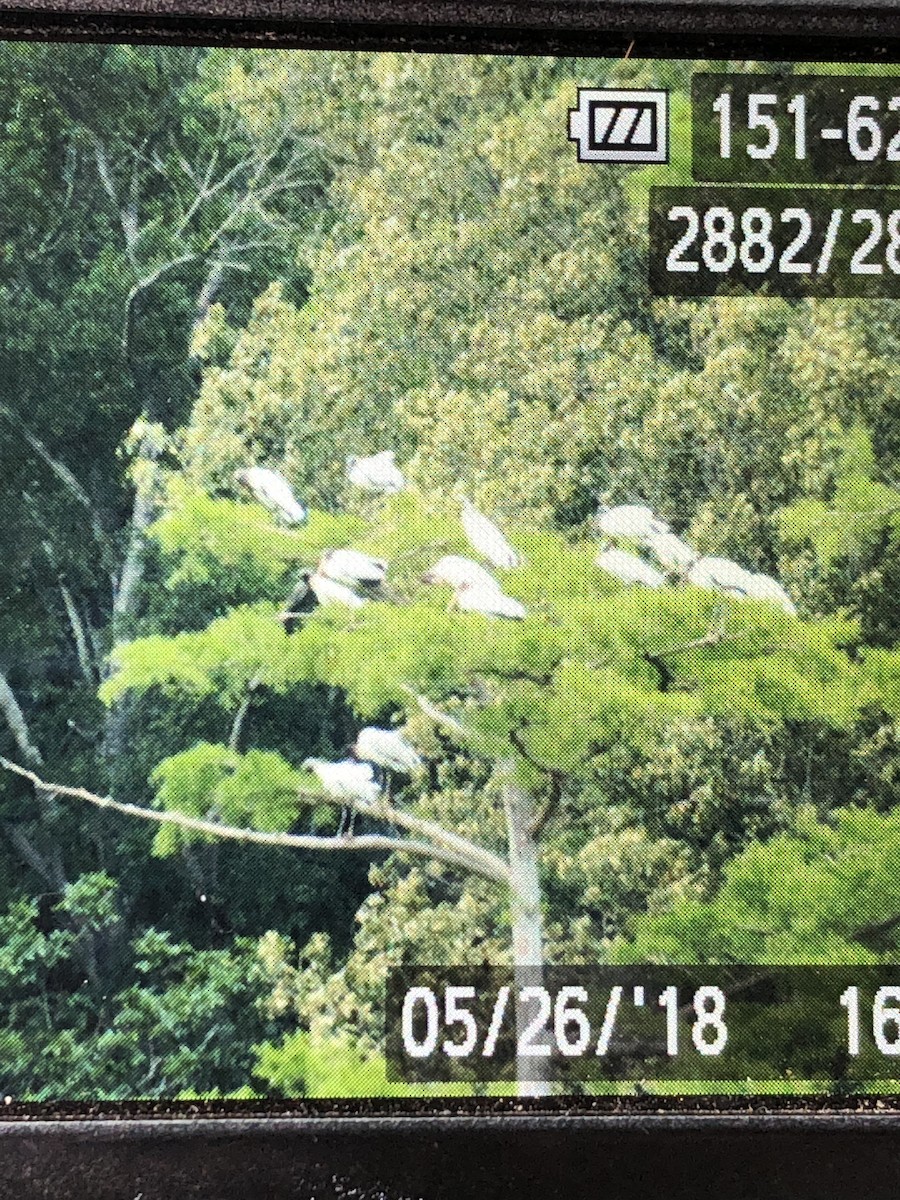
xmin=1 ymin=1 xmax=900 ymax=1192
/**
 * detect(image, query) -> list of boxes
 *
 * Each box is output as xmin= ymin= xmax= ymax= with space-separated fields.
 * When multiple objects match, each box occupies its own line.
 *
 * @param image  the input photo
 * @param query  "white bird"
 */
xmin=687 ymin=556 xmax=755 ymax=599
xmin=595 ymin=503 xmax=670 ymax=541
xmin=234 ymin=466 xmax=307 ymax=525
xmin=319 ymin=549 xmax=387 ymax=588
xmin=644 ymin=530 xmax=699 ymax=573
xmin=460 ymin=498 xmax=522 ymax=569
xmin=346 ymin=451 xmax=406 ymax=494
xmin=744 ymin=572 xmax=797 ymax=616
xmin=303 ymin=757 xmax=381 ymax=805
xmin=306 ymin=570 xmax=368 ymax=609
xmin=354 ymin=727 xmax=423 ymax=774
xmin=595 ymin=547 xmax=666 ymax=589
xmin=454 ymin=581 xmax=526 ymax=619
xmin=422 ymin=554 xmax=501 ymax=593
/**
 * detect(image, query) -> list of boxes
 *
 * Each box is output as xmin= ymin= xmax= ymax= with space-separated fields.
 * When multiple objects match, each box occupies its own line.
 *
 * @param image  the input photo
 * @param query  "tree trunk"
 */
xmin=104 ymin=428 xmax=163 ymax=777
xmin=502 ymin=766 xmax=552 ymax=1098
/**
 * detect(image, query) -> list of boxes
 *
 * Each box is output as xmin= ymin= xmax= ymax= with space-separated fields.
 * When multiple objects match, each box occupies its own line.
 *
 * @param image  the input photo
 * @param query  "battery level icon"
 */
xmin=568 ymin=88 xmax=669 ymax=163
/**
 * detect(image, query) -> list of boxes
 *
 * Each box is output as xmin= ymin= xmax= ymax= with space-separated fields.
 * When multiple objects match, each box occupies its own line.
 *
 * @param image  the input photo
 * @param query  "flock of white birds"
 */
xmin=593 ymin=503 xmax=796 ymax=615
xmin=232 ymin=459 xmax=797 ymax=810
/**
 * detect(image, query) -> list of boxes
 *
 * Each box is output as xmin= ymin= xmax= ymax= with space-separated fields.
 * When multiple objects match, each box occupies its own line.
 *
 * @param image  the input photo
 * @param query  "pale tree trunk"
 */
xmin=502 ymin=765 xmax=552 ymax=1098
xmin=103 ymin=430 xmax=163 ymax=773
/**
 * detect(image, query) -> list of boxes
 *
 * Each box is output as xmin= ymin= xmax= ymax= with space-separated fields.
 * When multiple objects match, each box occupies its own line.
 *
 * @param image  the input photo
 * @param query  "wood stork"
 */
xmin=234 ymin=467 xmax=307 ymax=525
xmin=595 ymin=503 xmax=670 ymax=541
xmin=644 ymin=530 xmax=699 ymax=573
xmin=319 ymin=549 xmax=387 ymax=589
xmin=354 ymin=727 xmax=423 ymax=774
xmin=422 ymin=554 xmax=500 ymax=593
xmin=278 ymin=573 xmax=320 ymax=633
xmin=595 ymin=547 xmax=666 ymax=589
xmin=289 ymin=569 xmax=368 ymax=610
xmin=745 ymin=572 xmax=797 ymax=616
xmin=303 ymin=758 xmax=381 ymax=834
xmin=460 ymin=498 xmax=522 ymax=569
xmin=346 ymin=451 xmax=406 ymax=494
xmin=454 ymin=580 xmax=526 ymax=619
xmin=687 ymin=556 xmax=756 ymax=598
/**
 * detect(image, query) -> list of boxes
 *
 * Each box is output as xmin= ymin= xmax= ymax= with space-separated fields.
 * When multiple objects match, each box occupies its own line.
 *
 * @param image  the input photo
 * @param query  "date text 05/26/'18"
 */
xmin=649 ymin=187 xmax=900 ymax=297
xmin=386 ymin=967 xmax=900 ymax=1083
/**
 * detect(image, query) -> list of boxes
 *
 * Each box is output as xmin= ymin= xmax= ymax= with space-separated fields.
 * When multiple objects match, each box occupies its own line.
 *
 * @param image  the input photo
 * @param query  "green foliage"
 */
xmin=6 ymin=44 xmax=900 ymax=1100
xmin=149 ymin=742 xmax=320 ymax=855
xmin=613 ymin=804 xmax=900 ymax=965
xmin=254 ymin=1029 xmax=486 ymax=1098
xmin=0 ymin=877 xmax=281 ymax=1100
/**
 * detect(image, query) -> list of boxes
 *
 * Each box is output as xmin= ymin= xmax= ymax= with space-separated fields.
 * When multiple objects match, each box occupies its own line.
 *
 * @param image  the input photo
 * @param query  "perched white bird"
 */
xmin=454 ymin=581 xmax=526 ymax=619
xmin=644 ymin=530 xmax=699 ymax=573
xmin=460 ymin=498 xmax=522 ymax=569
xmin=319 ymin=549 xmax=387 ymax=589
xmin=306 ymin=571 xmax=368 ymax=609
xmin=422 ymin=554 xmax=501 ymax=593
xmin=687 ymin=556 xmax=756 ymax=598
xmin=234 ymin=466 xmax=307 ymax=525
xmin=346 ymin=451 xmax=406 ymax=494
xmin=303 ymin=757 xmax=381 ymax=805
xmin=596 ymin=547 xmax=666 ymax=589
xmin=354 ymin=727 xmax=423 ymax=774
xmin=744 ymin=572 xmax=797 ymax=616
xmin=595 ymin=503 xmax=670 ymax=541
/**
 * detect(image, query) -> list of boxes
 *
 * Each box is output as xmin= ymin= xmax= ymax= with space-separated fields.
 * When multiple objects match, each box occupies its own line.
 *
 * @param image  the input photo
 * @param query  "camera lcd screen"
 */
xmin=2 ymin=41 xmax=900 ymax=1105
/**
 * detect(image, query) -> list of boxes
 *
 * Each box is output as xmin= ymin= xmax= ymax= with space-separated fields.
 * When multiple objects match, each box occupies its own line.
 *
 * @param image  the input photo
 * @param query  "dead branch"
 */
xmin=0 ymin=402 xmax=110 ymax=556
xmin=402 ymin=686 xmax=475 ymax=741
xmin=0 ymin=759 xmax=511 ymax=887
xmin=508 ymin=723 xmax=566 ymax=838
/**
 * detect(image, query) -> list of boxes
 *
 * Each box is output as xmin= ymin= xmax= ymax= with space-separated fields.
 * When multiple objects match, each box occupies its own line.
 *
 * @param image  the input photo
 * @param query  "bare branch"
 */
xmin=0 ymin=402 xmax=110 ymax=556
xmin=508 ymin=723 xmax=565 ymax=839
xmin=402 ymin=686 xmax=474 ymax=741
xmin=122 ymin=254 xmax=197 ymax=353
xmin=0 ymin=759 xmax=511 ymax=887
xmin=59 ymin=582 xmax=97 ymax=685
xmin=92 ymin=137 xmax=119 ymax=206
xmin=0 ymin=674 xmax=42 ymax=767
xmin=228 ymin=678 xmax=259 ymax=752
xmin=354 ymin=793 xmax=510 ymax=884
xmin=2 ymin=822 xmax=64 ymax=890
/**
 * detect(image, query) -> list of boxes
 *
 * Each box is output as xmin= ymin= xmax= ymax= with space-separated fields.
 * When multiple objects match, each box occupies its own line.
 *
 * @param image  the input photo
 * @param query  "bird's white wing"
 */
xmin=644 ymin=531 xmax=698 ymax=571
xmin=596 ymin=504 xmax=670 ymax=540
xmin=245 ymin=467 xmax=306 ymax=524
xmin=356 ymin=727 xmax=423 ymax=772
xmin=347 ymin=452 xmax=406 ymax=493
xmin=748 ymin=573 xmax=797 ymax=615
xmin=309 ymin=574 xmax=368 ymax=608
xmin=461 ymin=503 xmax=522 ymax=569
xmin=424 ymin=555 xmax=500 ymax=591
xmin=321 ymin=550 xmax=386 ymax=586
xmin=456 ymin=583 xmax=526 ymax=618
xmin=596 ymin=548 xmax=666 ymax=588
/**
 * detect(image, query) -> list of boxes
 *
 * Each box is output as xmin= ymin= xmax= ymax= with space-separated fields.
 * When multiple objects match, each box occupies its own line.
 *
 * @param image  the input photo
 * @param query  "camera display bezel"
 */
xmin=0 ymin=6 xmax=897 ymax=1173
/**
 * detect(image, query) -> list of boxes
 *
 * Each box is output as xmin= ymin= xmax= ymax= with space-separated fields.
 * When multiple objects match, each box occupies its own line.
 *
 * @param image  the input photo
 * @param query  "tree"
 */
xmin=0 ymin=43 xmax=337 ymax=991
xmin=7 ymin=483 xmax=900 ymax=1094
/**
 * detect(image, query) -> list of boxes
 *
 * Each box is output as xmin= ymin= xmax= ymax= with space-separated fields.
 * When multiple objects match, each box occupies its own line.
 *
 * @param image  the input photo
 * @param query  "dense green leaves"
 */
xmin=4 ymin=44 xmax=900 ymax=1098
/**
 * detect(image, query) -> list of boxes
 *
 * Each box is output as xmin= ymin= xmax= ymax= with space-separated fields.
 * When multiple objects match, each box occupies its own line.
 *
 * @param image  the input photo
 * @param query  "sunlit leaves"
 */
xmin=614 ymin=804 xmax=900 ymax=965
xmin=148 ymin=741 xmax=321 ymax=855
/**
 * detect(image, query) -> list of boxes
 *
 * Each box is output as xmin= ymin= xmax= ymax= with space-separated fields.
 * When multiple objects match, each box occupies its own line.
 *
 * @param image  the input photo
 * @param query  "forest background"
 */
xmin=1 ymin=45 xmax=900 ymax=1098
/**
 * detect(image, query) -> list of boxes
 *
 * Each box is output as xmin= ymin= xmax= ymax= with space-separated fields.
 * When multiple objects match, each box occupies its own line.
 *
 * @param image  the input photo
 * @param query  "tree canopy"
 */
xmin=2 ymin=46 xmax=900 ymax=1097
